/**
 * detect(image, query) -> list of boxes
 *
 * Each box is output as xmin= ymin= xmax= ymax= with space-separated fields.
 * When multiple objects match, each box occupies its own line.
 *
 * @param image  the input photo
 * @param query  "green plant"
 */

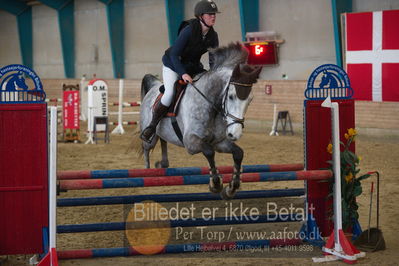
xmin=327 ymin=128 xmax=371 ymax=231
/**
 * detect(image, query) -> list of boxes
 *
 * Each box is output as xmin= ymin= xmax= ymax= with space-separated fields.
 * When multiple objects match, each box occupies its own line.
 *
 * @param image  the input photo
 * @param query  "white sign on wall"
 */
xmin=87 ymin=79 xmax=108 ymax=132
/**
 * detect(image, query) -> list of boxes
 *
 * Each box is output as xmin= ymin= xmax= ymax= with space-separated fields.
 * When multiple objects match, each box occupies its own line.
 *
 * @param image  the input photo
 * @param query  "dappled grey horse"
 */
xmin=139 ymin=43 xmax=261 ymax=199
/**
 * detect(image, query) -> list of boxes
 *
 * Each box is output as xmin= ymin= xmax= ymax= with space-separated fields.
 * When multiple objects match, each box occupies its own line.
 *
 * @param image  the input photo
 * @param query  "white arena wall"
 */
xmin=1 ymin=0 xmax=398 ymax=80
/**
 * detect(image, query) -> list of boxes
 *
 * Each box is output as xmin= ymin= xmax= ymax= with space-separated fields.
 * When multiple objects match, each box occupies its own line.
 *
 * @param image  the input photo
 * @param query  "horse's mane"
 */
xmin=209 ymin=42 xmax=248 ymax=71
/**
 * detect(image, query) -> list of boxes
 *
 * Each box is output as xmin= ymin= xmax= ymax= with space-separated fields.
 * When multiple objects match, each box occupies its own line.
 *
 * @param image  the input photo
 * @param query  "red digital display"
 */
xmin=244 ymin=42 xmax=278 ymax=65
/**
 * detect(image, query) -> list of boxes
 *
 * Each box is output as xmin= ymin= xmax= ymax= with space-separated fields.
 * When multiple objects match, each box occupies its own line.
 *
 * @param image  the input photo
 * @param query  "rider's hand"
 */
xmin=182 ymin=74 xmax=193 ymax=84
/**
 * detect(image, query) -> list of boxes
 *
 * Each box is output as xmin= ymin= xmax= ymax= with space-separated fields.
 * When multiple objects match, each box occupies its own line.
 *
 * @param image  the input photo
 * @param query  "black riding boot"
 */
xmin=140 ymin=102 xmax=169 ymax=143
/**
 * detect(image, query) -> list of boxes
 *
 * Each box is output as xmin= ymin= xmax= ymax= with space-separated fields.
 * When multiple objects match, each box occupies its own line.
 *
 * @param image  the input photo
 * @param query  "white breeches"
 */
xmin=161 ymin=66 xmax=180 ymax=107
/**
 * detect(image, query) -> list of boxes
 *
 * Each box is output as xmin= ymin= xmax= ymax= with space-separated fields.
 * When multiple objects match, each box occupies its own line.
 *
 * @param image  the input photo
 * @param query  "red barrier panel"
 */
xmin=0 ymin=103 xmax=48 ymax=255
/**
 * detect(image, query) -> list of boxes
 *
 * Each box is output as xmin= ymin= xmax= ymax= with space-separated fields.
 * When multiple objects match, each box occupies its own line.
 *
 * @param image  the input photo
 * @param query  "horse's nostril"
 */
xmin=228 ymin=133 xmax=233 ymax=138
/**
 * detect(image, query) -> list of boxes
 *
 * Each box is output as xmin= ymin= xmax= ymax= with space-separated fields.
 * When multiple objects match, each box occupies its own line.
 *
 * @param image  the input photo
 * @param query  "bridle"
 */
xmin=190 ymin=79 xmax=253 ymax=128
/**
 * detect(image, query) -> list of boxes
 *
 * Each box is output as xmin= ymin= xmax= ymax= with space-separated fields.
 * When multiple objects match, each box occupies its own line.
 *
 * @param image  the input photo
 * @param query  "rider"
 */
xmin=140 ymin=0 xmax=220 ymax=142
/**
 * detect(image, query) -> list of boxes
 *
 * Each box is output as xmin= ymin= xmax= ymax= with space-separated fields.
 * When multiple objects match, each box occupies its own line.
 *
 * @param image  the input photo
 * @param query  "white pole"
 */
xmin=85 ymin=84 xmax=94 ymax=144
xmin=80 ymin=75 xmax=87 ymax=121
xmin=316 ymin=96 xmax=364 ymax=262
xmin=331 ymin=101 xmax=343 ymax=251
xmin=321 ymin=96 xmax=342 ymax=249
xmin=269 ymin=104 xmax=279 ymax=136
xmin=49 ymin=107 xmax=57 ymax=250
xmin=111 ymin=79 xmax=125 ymax=134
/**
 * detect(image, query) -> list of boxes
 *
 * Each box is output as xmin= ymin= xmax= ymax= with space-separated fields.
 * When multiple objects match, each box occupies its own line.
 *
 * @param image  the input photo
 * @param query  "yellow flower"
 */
xmin=348 ymin=128 xmax=357 ymax=137
xmin=345 ymin=172 xmax=354 ymax=183
xmin=345 ymin=128 xmax=357 ymax=142
xmin=327 ymin=143 xmax=333 ymax=154
xmin=358 ymin=156 xmax=362 ymax=161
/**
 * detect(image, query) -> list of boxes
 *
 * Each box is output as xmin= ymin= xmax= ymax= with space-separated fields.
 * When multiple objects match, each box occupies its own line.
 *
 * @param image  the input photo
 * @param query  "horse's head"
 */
xmin=223 ymin=64 xmax=262 ymax=141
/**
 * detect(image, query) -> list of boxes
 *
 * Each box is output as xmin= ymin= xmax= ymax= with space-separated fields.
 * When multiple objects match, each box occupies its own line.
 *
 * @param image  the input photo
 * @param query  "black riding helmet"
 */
xmin=194 ymin=0 xmax=220 ymax=17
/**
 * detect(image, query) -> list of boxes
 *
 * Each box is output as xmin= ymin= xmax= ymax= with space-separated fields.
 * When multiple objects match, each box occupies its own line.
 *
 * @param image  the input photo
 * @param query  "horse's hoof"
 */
xmin=232 ymin=179 xmax=241 ymax=191
xmin=155 ymin=161 xmax=169 ymax=168
xmin=221 ymin=186 xmax=235 ymax=200
xmin=209 ymin=176 xmax=223 ymax=194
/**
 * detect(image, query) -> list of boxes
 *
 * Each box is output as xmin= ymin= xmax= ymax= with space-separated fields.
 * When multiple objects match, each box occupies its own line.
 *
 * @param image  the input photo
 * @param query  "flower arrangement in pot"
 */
xmin=327 ymin=128 xmax=371 ymax=231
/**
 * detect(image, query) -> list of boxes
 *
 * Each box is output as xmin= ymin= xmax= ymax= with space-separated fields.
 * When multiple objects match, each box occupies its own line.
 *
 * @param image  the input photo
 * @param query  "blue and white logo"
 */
xmin=305 ymin=64 xmax=353 ymax=100
xmin=0 ymin=64 xmax=45 ymax=103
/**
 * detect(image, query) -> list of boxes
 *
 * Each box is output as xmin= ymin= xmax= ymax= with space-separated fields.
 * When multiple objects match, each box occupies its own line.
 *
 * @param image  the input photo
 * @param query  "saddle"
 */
xmin=153 ymin=80 xmax=187 ymax=117
xmin=152 ymin=80 xmax=187 ymax=143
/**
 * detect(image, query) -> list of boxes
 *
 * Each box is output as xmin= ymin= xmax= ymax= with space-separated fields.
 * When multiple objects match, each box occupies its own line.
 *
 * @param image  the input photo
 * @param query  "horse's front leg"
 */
xmin=215 ymin=141 xmax=243 ymax=199
xmin=201 ymin=143 xmax=223 ymax=194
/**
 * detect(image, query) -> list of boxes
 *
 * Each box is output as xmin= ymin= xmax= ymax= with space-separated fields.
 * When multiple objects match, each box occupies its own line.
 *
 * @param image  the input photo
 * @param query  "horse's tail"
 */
xmin=141 ymin=74 xmax=159 ymax=101
xmin=127 ymin=125 xmax=144 ymax=158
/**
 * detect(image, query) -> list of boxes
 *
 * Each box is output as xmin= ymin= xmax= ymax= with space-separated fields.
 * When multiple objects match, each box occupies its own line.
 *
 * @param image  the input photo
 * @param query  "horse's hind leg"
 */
xmin=215 ymin=141 xmax=243 ymax=199
xmin=201 ymin=143 xmax=223 ymax=193
xmin=155 ymin=138 xmax=169 ymax=168
xmin=142 ymin=136 xmax=159 ymax=168
xmin=143 ymin=142 xmax=151 ymax=169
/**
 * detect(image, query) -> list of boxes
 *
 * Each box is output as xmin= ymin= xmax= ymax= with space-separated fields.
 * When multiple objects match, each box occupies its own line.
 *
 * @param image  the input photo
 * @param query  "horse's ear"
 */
xmin=232 ymin=64 xmax=241 ymax=78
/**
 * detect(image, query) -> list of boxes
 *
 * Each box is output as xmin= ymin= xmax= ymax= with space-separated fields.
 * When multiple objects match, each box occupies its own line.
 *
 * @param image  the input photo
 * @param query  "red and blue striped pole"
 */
xmin=57 ymin=188 xmax=305 ymax=207
xmin=57 ymin=163 xmax=304 ymax=180
xmin=58 ymin=170 xmax=332 ymax=190
xmin=57 ymin=213 xmax=304 ymax=233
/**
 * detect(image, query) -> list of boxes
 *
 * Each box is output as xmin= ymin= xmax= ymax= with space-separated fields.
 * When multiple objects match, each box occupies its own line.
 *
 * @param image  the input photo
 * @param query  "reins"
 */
xmin=189 ymin=81 xmax=222 ymax=114
xmin=188 ymin=78 xmax=251 ymax=128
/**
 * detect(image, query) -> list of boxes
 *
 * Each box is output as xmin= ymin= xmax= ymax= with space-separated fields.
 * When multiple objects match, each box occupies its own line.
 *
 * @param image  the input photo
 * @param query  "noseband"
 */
xmin=191 ymin=80 xmax=252 ymax=128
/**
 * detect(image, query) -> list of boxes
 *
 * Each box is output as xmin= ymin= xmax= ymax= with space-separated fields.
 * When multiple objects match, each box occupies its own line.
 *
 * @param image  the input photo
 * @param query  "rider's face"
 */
xmin=201 ymin=13 xmax=216 ymax=27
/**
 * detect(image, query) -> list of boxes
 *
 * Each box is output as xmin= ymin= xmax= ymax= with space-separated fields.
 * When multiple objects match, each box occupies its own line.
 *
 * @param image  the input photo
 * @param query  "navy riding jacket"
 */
xmin=162 ymin=19 xmax=219 ymax=77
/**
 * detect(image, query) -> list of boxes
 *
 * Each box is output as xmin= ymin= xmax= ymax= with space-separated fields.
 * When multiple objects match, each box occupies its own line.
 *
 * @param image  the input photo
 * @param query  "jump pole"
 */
xmin=57 ymin=163 xmax=304 ymax=180
xmin=111 ymin=79 xmax=125 ymax=135
xmin=269 ymin=103 xmax=278 ymax=136
xmin=85 ymin=84 xmax=94 ymax=144
xmin=79 ymin=75 xmax=88 ymax=121
xmin=315 ymin=96 xmax=364 ymax=263
xmin=57 ymin=188 xmax=305 ymax=207
xmin=57 ymin=214 xmax=304 ymax=234
xmin=109 ymin=121 xmax=138 ymax=126
xmin=49 ymin=107 xmax=58 ymax=263
xmin=37 ymin=107 xmax=58 ymax=265
xmin=58 ymin=170 xmax=332 ymax=190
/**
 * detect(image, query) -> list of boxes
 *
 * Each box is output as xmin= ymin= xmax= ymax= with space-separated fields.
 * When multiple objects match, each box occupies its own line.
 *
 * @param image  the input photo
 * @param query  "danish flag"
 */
xmin=345 ymin=10 xmax=399 ymax=102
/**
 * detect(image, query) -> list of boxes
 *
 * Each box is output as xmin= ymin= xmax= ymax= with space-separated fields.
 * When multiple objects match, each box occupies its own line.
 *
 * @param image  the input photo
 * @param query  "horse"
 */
xmin=138 ymin=43 xmax=262 ymax=199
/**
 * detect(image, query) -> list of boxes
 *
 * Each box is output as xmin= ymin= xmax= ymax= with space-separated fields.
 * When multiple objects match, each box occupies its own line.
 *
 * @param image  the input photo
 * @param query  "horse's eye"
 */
xmin=229 ymin=95 xmax=234 ymax=100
